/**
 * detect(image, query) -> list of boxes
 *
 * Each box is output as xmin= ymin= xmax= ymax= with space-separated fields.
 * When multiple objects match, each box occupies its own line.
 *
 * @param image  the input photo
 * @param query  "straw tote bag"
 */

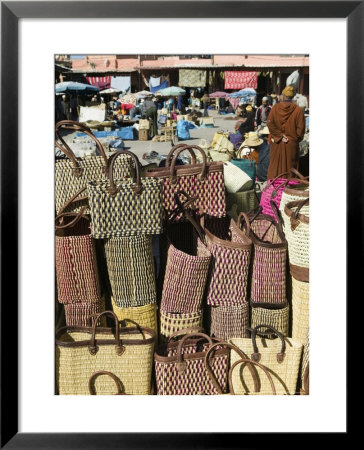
xmin=291 ymin=277 xmax=309 ymax=344
xmin=88 ymin=149 xmax=163 ymax=238
xmin=55 ymin=120 xmax=133 ymax=214
xmin=259 ymin=168 xmax=306 ymax=219
xmin=160 ymin=310 xmax=203 ymax=342
xmin=145 ymin=144 xmax=226 ymax=218
xmin=56 ymin=311 xmax=156 ymax=395
xmin=300 ymin=330 xmax=309 ymax=395
xmin=226 ymin=187 xmax=260 ymax=220
xmin=154 ymin=331 xmax=229 ymax=395
xmin=279 ymin=179 xmax=309 ymax=217
xmin=104 ymin=234 xmax=157 ymax=308
xmin=231 ymin=157 xmax=256 ymax=188
xmin=210 ymin=303 xmax=250 ymax=341
xmin=239 ymin=209 xmax=288 ymax=308
xmin=111 ymin=297 xmax=158 ymax=335
xmin=201 ymin=215 xmax=252 ymax=306
xmin=283 ymin=198 xmax=309 ymax=282
xmin=204 ymin=341 xmax=277 ymax=395
xmin=160 ymin=194 xmax=212 ymax=314
xmin=230 ymin=325 xmax=303 ymax=395
xmin=250 ymin=304 xmax=290 ymax=338
xmin=223 ymin=161 xmax=253 ymax=193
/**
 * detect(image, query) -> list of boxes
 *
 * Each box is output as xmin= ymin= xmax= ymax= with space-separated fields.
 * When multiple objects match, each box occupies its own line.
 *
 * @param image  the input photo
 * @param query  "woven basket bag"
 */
xmin=204 ymin=341 xmax=277 ymax=395
xmin=88 ymin=150 xmax=163 ymax=238
xmin=300 ymin=329 xmax=309 ymax=394
xmin=63 ymin=296 xmax=106 ymax=328
xmin=291 ymin=276 xmax=309 ymax=344
xmin=55 ymin=120 xmax=133 ymax=214
xmin=145 ymin=144 xmax=226 ymax=219
xmin=250 ymin=304 xmax=290 ymax=338
xmin=104 ymin=234 xmax=157 ymax=308
xmin=230 ymin=325 xmax=303 ymax=395
xmin=259 ymin=168 xmax=307 ymax=219
xmin=226 ymin=188 xmax=260 ymax=221
xmin=56 ymin=311 xmax=156 ymax=395
xmin=202 ymin=215 xmax=252 ymax=306
xmin=210 ymin=303 xmax=250 ymax=341
xmin=239 ymin=209 xmax=288 ymax=308
xmin=230 ymin=158 xmax=256 ymax=188
xmin=160 ymin=197 xmax=212 ymax=314
xmin=154 ymin=332 xmax=229 ymax=395
xmin=160 ymin=310 xmax=203 ymax=342
xmin=223 ymin=161 xmax=253 ymax=193
xmin=279 ymin=180 xmax=309 ymax=217
xmin=111 ymin=297 xmax=158 ymax=334
xmin=283 ymin=198 xmax=310 ymax=282
xmin=55 ymin=189 xmax=101 ymax=305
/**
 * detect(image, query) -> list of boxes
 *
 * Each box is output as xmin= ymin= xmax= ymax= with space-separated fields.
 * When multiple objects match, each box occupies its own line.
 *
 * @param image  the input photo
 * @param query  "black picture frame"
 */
xmin=1 ymin=1 xmax=358 ymax=447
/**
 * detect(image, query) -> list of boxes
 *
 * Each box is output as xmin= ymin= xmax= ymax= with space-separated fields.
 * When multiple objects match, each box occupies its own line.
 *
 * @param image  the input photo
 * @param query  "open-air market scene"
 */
xmin=55 ymin=54 xmax=309 ymax=396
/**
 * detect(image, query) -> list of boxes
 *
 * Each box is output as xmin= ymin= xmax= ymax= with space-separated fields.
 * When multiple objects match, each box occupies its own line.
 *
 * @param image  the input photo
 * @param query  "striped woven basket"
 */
xmin=279 ymin=181 xmax=309 ymax=216
xmin=111 ymin=297 xmax=158 ymax=334
xmin=202 ymin=215 xmax=252 ymax=306
xmin=154 ymin=332 xmax=229 ymax=395
xmin=226 ymin=188 xmax=259 ymax=220
xmin=63 ymin=296 xmax=106 ymax=327
xmin=55 ymin=212 xmax=101 ymax=305
xmin=210 ymin=303 xmax=249 ymax=341
xmin=230 ymin=325 xmax=303 ymax=395
xmin=159 ymin=310 xmax=203 ymax=342
xmin=104 ymin=235 xmax=157 ymax=308
xmin=292 ymin=277 xmax=309 ymax=345
xmin=250 ymin=304 xmax=290 ymax=338
xmin=239 ymin=210 xmax=288 ymax=308
xmin=282 ymin=198 xmax=309 ymax=282
xmin=55 ymin=120 xmax=133 ymax=214
xmin=56 ymin=311 xmax=156 ymax=395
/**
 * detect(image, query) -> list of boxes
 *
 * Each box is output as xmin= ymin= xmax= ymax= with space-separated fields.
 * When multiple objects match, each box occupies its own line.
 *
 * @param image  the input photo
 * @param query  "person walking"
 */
xmin=202 ymin=92 xmax=210 ymax=117
xmin=61 ymin=95 xmax=71 ymax=120
xmin=266 ymin=85 xmax=305 ymax=179
xmin=142 ymin=96 xmax=158 ymax=137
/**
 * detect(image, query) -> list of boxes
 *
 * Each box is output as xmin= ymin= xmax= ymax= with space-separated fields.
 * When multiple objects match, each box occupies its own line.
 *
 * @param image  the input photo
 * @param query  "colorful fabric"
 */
xmin=149 ymin=76 xmax=160 ymax=88
xmin=224 ymin=71 xmax=258 ymax=90
xmin=178 ymin=69 xmax=207 ymax=87
xmin=86 ymin=76 xmax=111 ymax=90
xmin=151 ymin=79 xmax=168 ymax=93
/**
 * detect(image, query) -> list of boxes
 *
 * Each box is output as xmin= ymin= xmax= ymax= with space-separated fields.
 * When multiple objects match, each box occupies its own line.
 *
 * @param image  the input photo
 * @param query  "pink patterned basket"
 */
xmin=260 ymin=169 xmax=306 ymax=219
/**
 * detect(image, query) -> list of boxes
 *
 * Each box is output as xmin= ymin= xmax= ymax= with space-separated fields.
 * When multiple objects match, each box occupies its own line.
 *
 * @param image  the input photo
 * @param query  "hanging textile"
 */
xmin=86 ymin=76 xmax=111 ymax=90
xmin=150 ymin=79 xmax=168 ymax=93
xmin=224 ymin=71 xmax=258 ymax=90
xmin=110 ymin=76 xmax=131 ymax=93
xmin=178 ymin=69 xmax=207 ymax=87
xmin=149 ymin=76 xmax=161 ymax=88
xmin=228 ymin=98 xmax=241 ymax=110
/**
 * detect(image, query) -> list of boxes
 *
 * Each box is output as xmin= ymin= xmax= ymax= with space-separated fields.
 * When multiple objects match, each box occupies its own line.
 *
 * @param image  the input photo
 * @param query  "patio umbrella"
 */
xmin=55 ymin=81 xmax=99 ymax=94
xmin=155 ymin=86 xmax=186 ymax=97
xmin=99 ymin=88 xmax=120 ymax=95
xmin=228 ymin=88 xmax=257 ymax=98
xmin=209 ymin=91 xmax=228 ymax=98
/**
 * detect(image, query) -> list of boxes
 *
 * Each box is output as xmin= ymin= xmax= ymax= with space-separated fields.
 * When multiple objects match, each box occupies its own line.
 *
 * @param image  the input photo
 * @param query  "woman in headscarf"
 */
xmin=266 ymin=86 xmax=305 ymax=179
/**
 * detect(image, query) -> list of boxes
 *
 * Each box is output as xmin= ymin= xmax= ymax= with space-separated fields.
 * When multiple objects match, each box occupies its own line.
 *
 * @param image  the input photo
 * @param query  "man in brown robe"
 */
xmin=266 ymin=85 xmax=305 ymax=179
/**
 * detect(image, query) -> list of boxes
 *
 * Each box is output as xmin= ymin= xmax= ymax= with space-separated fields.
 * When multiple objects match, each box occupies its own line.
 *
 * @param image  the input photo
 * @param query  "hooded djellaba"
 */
xmin=266 ymin=85 xmax=305 ymax=179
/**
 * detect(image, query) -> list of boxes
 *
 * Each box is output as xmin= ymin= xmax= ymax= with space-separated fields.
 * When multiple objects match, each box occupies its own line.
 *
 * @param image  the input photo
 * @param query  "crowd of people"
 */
xmin=229 ymin=85 xmax=308 ymax=182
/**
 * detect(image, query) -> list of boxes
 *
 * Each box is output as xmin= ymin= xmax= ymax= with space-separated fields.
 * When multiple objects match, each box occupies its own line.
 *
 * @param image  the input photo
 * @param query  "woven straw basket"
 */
xmin=202 ymin=216 xmax=252 ymax=306
xmin=230 ymin=326 xmax=303 ymax=395
xmin=250 ymin=304 xmax=290 ymax=338
xmin=55 ymin=120 xmax=133 ymax=215
xmin=159 ymin=310 xmax=203 ymax=342
xmin=64 ymin=296 xmax=106 ymax=327
xmin=292 ymin=277 xmax=309 ymax=344
xmin=56 ymin=311 xmax=156 ymax=395
xmin=223 ymin=162 xmax=253 ymax=193
xmin=104 ymin=235 xmax=157 ymax=308
xmin=279 ymin=181 xmax=309 ymax=216
xmin=300 ymin=329 xmax=309 ymax=394
xmin=210 ymin=303 xmax=250 ymax=341
xmin=154 ymin=332 xmax=229 ymax=395
xmin=111 ymin=297 xmax=158 ymax=334
xmin=282 ymin=198 xmax=309 ymax=279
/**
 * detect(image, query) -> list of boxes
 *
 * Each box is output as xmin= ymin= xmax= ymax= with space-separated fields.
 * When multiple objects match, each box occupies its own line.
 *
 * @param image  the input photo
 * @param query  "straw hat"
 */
xmin=259 ymin=126 xmax=270 ymax=135
xmin=242 ymin=132 xmax=263 ymax=147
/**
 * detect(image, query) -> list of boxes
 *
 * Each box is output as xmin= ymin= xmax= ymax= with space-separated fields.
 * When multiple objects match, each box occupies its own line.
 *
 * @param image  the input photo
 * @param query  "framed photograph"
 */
xmin=1 ymin=0 xmax=359 ymax=447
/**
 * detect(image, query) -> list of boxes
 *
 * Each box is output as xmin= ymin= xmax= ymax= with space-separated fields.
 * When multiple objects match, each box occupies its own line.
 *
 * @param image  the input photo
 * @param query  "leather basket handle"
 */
xmin=175 ymin=332 xmax=213 ymax=374
xmin=88 ymin=371 xmax=126 ymax=395
xmin=164 ymin=143 xmax=197 ymax=167
xmin=107 ymin=150 xmax=143 ymax=197
xmin=248 ymin=325 xmax=286 ymax=364
xmin=88 ymin=311 xmax=124 ymax=356
xmin=169 ymin=145 xmax=208 ymax=186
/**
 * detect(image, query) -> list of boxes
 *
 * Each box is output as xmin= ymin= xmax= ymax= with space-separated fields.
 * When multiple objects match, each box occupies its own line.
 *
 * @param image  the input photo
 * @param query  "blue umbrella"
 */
xmin=228 ymin=88 xmax=257 ymax=98
xmin=55 ymin=81 xmax=99 ymax=94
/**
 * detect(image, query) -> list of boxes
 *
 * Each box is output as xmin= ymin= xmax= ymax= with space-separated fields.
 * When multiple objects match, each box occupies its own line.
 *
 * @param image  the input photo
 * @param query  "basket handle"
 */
xmin=269 ymin=199 xmax=285 ymax=230
xmin=175 ymin=332 xmax=213 ymax=373
xmin=248 ymin=325 xmax=286 ymax=363
xmin=55 ymin=208 xmax=89 ymax=230
xmin=55 ymin=120 xmax=109 ymax=177
xmin=229 ymin=358 xmax=276 ymax=395
xmin=88 ymin=371 xmax=126 ymax=395
xmin=55 ymin=186 xmax=89 ymax=229
xmin=88 ymin=311 xmax=124 ymax=356
xmin=204 ymin=341 xmax=259 ymax=394
xmin=284 ymin=197 xmax=310 ymax=230
xmin=107 ymin=150 xmax=142 ymax=196
xmin=164 ymin=143 xmax=197 ymax=167
xmin=169 ymin=145 xmax=208 ymax=185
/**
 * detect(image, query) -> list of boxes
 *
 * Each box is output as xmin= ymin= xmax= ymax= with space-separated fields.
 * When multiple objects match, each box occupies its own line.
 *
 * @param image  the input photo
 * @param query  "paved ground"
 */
xmin=60 ymin=110 xmax=238 ymax=166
